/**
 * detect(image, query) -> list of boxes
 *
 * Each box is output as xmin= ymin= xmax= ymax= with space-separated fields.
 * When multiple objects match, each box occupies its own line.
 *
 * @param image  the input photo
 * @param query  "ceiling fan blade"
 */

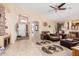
xmin=49 ymin=6 xmax=56 ymax=9
xmin=58 ymin=3 xmax=66 ymax=8
xmin=49 ymin=6 xmax=57 ymax=13
xmin=58 ymin=8 xmax=66 ymax=10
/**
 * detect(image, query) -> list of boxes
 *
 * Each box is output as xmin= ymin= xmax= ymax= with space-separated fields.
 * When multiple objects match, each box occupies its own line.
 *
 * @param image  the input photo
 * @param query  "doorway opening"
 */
xmin=16 ymin=15 xmax=29 ymax=40
xmin=31 ymin=21 xmax=39 ymax=38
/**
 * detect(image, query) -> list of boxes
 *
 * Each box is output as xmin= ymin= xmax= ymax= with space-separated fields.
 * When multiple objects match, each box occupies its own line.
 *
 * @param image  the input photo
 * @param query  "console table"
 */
xmin=0 ymin=33 xmax=10 ymax=48
xmin=71 ymin=46 xmax=79 ymax=56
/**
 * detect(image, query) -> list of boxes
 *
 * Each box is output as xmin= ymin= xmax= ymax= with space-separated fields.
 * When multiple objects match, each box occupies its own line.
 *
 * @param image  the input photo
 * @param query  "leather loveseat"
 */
xmin=60 ymin=39 xmax=79 ymax=49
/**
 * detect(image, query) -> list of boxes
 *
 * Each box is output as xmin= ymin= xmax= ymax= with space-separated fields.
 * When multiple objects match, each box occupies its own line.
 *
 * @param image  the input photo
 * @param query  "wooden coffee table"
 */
xmin=71 ymin=46 xmax=79 ymax=56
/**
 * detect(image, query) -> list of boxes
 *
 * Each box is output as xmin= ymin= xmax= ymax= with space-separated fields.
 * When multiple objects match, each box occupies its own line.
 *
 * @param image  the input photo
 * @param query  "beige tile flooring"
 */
xmin=1 ymin=39 xmax=42 ymax=56
xmin=1 ymin=37 xmax=72 ymax=56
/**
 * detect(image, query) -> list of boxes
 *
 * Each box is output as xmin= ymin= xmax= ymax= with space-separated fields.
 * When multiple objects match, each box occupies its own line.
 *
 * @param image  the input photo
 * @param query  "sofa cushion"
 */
xmin=66 ymin=38 xmax=73 ymax=41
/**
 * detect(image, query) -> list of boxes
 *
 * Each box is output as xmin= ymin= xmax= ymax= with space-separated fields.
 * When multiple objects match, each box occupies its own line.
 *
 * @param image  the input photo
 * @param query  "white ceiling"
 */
xmin=15 ymin=3 xmax=79 ymax=21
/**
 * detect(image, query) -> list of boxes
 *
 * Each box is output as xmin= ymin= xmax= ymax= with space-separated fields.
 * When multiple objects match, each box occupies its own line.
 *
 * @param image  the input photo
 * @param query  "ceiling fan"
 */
xmin=49 ymin=3 xmax=66 ymax=12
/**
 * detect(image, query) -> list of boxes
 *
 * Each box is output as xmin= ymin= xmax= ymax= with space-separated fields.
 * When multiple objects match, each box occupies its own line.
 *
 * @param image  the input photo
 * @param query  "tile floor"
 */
xmin=1 ymin=39 xmax=42 ymax=56
xmin=0 ymin=37 xmax=72 ymax=56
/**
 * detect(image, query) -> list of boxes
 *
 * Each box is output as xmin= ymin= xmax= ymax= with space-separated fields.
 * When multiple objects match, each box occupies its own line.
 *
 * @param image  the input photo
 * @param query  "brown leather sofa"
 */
xmin=41 ymin=31 xmax=51 ymax=40
xmin=40 ymin=31 xmax=60 ymax=41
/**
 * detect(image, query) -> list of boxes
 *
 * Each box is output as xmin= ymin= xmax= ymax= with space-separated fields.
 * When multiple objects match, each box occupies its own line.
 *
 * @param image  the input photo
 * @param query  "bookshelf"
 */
xmin=0 ymin=5 xmax=6 ymax=36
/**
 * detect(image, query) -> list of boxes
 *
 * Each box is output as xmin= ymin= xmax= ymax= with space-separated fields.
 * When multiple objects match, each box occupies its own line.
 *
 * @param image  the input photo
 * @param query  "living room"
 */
xmin=0 ymin=3 xmax=79 ymax=56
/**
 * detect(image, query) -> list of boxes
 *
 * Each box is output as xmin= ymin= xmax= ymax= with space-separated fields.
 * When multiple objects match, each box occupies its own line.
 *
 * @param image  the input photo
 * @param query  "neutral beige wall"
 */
xmin=3 ymin=4 xmax=56 ymax=43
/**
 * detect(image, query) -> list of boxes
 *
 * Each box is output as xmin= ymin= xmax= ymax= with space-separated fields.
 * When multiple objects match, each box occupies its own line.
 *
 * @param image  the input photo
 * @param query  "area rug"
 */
xmin=41 ymin=44 xmax=63 ymax=54
xmin=36 ymin=40 xmax=51 ymax=45
xmin=36 ymin=40 xmax=63 ymax=54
